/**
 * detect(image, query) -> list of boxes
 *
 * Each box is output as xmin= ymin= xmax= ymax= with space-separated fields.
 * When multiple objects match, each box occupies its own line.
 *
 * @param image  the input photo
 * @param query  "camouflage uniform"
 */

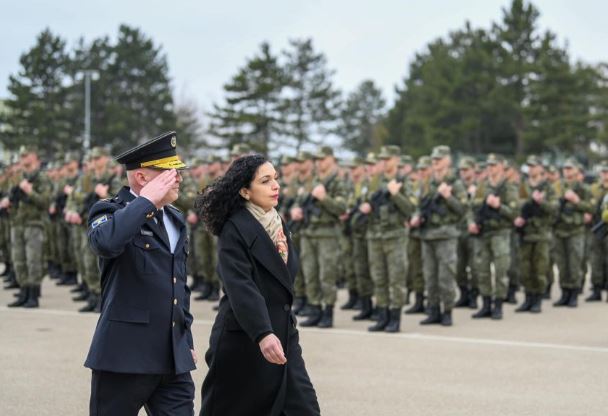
xmin=587 ymin=174 xmax=608 ymax=301
xmin=418 ymin=146 xmax=467 ymax=326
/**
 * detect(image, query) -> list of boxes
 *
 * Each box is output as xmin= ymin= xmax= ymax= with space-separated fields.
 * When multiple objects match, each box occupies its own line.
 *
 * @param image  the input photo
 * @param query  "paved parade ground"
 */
xmin=1 ymin=278 xmax=608 ymax=416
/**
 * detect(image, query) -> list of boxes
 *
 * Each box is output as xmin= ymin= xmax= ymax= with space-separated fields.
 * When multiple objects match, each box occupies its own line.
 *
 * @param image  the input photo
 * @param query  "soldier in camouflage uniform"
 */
xmin=587 ymin=162 xmax=608 ymax=301
xmin=545 ymin=165 xmax=561 ymax=298
xmin=78 ymin=147 xmax=116 ymax=312
xmin=2 ymin=162 xmax=22 ymax=289
xmin=45 ymin=162 xmax=64 ymax=280
xmin=295 ymin=146 xmax=346 ymax=328
xmin=337 ymin=158 xmax=359 ymax=311
xmin=344 ymin=156 xmax=375 ymax=320
xmin=552 ymin=158 xmax=594 ymax=308
xmin=56 ymin=153 xmax=80 ymax=286
xmin=405 ymin=156 xmax=432 ymax=315
xmin=411 ymin=146 xmax=467 ymax=326
xmin=504 ymin=160 xmax=522 ymax=304
xmin=7 ymin=146 xmax=51 ymax=308
xmin=0 ymin=163 xmax=16 ymax=287
xmin=289 ymin=151 xmax=315 ymax=316
xmin=362 ymin=145 xmax=416 ymax=332
xmin=468 ymin=154 xmax=518 ymax=320
xmin=513 ymin=156 xmax=558 ymax=313
xmin=455 ymin=156 xmax=480 ymax=309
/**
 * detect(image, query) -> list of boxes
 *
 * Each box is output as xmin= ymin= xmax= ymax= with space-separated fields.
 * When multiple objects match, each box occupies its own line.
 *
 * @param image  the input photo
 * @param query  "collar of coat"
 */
xmin=228 ymin=208 xmax=297 ymax=296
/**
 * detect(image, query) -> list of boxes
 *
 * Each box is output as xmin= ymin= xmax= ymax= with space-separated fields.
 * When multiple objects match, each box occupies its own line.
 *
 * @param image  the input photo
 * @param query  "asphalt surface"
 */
xmin=1 ymin=274 xmax=608 ymax=416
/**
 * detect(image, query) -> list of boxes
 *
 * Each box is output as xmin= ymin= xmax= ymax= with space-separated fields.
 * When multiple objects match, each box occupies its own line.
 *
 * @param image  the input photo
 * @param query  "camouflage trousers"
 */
xmin=292 ymin=233 xmax=306 ymax=298
xmin=554 ymin=233 xmax=585 ymax=290
xmin=0 ymin=216 xmax=9 ymax=263
xmin=82 ymin=227 xmax=100 ymax=295
xmin=472 ymin=229 xmax=511 ymax=299
xmin=456 ymin=234 xmax=478 ymax=290
xmin=43 ymin=219 xmax=55 ymax=264
xmin=353 ymin=235 xmax=373 ymax=297
xmin=191 ymin=225 xmax=219 ymax=288
xmin=11 ymin=223 xmax=45 ymax=286
xmin=407 ymin=236 xmax=424 ymax=294
xmin=58 ymin=221 xmax=76 ymax=273
xmin=590 ymin=235 xmax=608 ymax=289
xmin=301 ymin=235 xmax=339 ymax=306
xmin=507 ymin=231 xmax=522 ymax=288
xmin=71 ymin=225 xmax=85 ymax=278
xmin=339 ymin=234 xmax=356 ymax=291
xmin=582 ymin=228 xmax=593 ymax=286
xmin=368 ymin=234 xmax=408 ymax=309
xmin=520 ymin=240 xmax=549 ymax=295
xmin=422 ymin=238 xmax=457 ymax=311
xmin=547 ymin=235 xmax=557 ymax=287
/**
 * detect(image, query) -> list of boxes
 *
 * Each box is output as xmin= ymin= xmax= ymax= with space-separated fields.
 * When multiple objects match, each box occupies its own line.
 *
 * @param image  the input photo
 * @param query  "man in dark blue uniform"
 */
xmin=85 ymin=131 xmax=197 ymax=415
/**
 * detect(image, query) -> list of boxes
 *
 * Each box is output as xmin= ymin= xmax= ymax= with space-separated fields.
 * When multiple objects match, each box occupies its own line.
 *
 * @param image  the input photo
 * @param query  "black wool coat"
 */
xmin=199 ymin=208 xmax=320 ymax=416
xmin=85 ymin=187 xmax=196 ymax=375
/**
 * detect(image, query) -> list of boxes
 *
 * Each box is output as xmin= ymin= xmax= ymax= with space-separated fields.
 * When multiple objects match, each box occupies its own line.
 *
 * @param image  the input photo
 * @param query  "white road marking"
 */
xmin=2 ymin=306 xmax=607 ymax=354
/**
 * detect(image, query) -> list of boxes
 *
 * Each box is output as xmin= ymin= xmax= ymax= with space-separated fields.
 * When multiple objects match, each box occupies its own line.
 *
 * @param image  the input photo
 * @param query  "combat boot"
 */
xmin=340 ymin=290 xmax=359 ymax=310
xmin=529 ymin=294 xmax=542 ymax=313
xmin=352 ymin=297 xmax=363 ymax=310
xmin=8 ymin=287 xmax=29 ymax=307
xmin=368 ymin=307 xmax=390 ymax=332
xmin=194 ymin=282 xmax=212 ymax=301
xmin=207 ymin=286 xmax=220 ymax=302
xmin=299 ymin=305 xmax=322 ymax=327
xmin=292 ymin=296 xmax=307 ymax=315
xmin=472 ymin=296 xmax=492 ymax=319
xmin=515 ymin=293 xmax=533 ymax=312
xmin=420 ymin=305 xmax=441 ymax=325
xmin=384 ymin=308 xmax=402 ymax=333
xmin=317 ymin=305 xmax=334 ymax=328
xmin=454 ymin=286 xmax=469 ymax=308
xmin=4 ymin=272 xmax=19 ymax=289
xmin=553 ymin=288 xmax=570 ymax=307
xmin=440 ymin=309 xmax=453 ymax=327
xmin=405 ymin=292 xmax=425 ymax=314
xmin=79 ymin=293 xmax=99 ymax=313
xmin=491 ymin=299 xmax=503 ymax=320
xmin=468 ymin=288 xmax=479 ymax=309
xmin=23 ymin=285 xmax=40 ymax=308
xmin=505 ymin=284 xmax=518 ymax=304
xmin=585 ymin=286 xmax=602 ymax=302
xmin=543 ymin=283 xmax=552 ymax=300
xmin=70 ymin=282 xmax=87 ymax=294
xmin=57 ymin=271 xmax=77 ymax=286
xmin=72 ymin=289 xmax=90 ymax=302
xmin=353 ymin=296 xmax=373 ymax=321
xmin=567 ymin=290 xmax=578 ymax=308
xmin=297 ymin=303 xmax=315 ymax=317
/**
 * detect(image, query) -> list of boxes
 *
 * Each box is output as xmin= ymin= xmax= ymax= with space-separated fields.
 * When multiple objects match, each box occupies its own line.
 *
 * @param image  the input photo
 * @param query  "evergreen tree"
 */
xmin=207 ymin=42 xmax=287 ymax=154
xmin=337 ymin=80 xmax=386 ymax=156
xmin=281 ymin=38 xmax=341 ymax=151
xmin=3 ymin=29 xmax=73 ymax=157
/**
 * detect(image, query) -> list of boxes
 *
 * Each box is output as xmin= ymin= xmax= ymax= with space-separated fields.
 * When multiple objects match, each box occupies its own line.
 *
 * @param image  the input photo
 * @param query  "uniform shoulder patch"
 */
xmin=91 ymin=215 xmax=109 ymax=229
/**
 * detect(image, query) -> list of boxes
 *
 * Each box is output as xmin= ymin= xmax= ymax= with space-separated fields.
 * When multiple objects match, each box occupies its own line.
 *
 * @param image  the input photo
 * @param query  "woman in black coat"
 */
xmin=196 ymin=154 xmax=321 ymax=416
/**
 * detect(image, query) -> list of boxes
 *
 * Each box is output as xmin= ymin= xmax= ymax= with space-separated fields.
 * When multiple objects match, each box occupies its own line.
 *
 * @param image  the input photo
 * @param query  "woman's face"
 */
xmin=244 ymin=162 xmax=280 ymax=211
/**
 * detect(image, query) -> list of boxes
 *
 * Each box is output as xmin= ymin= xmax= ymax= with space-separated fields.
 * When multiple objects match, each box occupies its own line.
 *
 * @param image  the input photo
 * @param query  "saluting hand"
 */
xmin=387 ymin=179 xmax=402 ymax=196
xmin=140 ymin=169 xmax=179 ymax=209
xmin=311 ymin=184 xmax=327 ymax=201
xmin=19 ymin=179 xmax=33 ymax=195
xmin=259 ymin=334 xmax=287 ymax=365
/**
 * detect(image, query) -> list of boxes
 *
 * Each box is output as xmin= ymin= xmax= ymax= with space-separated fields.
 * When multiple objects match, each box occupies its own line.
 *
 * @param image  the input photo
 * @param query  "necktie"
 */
xmin=155 ymin=210 xmax=170 ymax=244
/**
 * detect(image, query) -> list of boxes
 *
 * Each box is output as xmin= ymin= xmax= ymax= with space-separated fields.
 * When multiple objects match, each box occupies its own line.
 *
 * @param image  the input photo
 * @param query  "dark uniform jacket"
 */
xmin=85 ymin=186 xmax=195 ymax=375
xmin=200 ymin=208 xmax=320 ymax=416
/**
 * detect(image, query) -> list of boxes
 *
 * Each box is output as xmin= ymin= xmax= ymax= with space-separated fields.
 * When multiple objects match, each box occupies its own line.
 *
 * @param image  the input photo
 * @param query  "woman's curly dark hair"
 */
xmin=194 ymin=153 xmax=268 ymax=236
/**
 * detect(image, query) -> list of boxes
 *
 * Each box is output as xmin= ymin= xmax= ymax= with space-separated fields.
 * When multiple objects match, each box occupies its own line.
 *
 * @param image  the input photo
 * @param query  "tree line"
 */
xmin=2 ymin=0 xmax=607 ymax=162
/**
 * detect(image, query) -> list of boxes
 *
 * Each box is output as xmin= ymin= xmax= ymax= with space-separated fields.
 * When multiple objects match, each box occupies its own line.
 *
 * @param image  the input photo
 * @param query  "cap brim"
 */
xmin=150 ymin=158 xmax=188 ymax=170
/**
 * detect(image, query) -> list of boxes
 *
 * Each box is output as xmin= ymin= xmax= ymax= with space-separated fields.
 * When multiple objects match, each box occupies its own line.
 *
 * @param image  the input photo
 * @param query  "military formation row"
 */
xmin=277 ymin=144 xmax=608 ymax=332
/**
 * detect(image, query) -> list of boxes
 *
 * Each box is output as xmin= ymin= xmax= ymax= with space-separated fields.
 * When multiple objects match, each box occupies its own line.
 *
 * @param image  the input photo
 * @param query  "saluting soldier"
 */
xmin=85 ymin=131 xmax=196 ymax=415
xmin=468 ymin=154 xmax=518 ymax=320
xmin=410 ymin=145 xmax=467 ymax=326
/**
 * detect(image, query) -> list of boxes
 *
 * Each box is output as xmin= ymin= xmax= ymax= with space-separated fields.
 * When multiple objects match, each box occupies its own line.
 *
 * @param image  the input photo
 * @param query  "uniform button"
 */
xmin=146 ymin=212 xmax=154 ymax=219
xmin=172 ymin=321 xmax=175 ymax=327
xmin=173 ymin=298 xmax=177 ymax=305
xmin=145 ymin=243 xmax=150 ymax=249
xmin=173 ymin=277 xmax=177 ymax=284
xmin=283 ymin=304 xmax=290 ymax=312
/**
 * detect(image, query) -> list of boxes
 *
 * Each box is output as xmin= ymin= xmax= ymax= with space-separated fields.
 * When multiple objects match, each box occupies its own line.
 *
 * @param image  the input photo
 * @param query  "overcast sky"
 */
xmin=1 ymin=0 xmax=606 ymax=113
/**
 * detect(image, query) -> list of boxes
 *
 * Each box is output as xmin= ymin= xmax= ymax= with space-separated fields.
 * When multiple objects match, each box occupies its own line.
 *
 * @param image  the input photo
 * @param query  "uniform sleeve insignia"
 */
xmin=91 ymin=215 xmax=109 ymax=229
